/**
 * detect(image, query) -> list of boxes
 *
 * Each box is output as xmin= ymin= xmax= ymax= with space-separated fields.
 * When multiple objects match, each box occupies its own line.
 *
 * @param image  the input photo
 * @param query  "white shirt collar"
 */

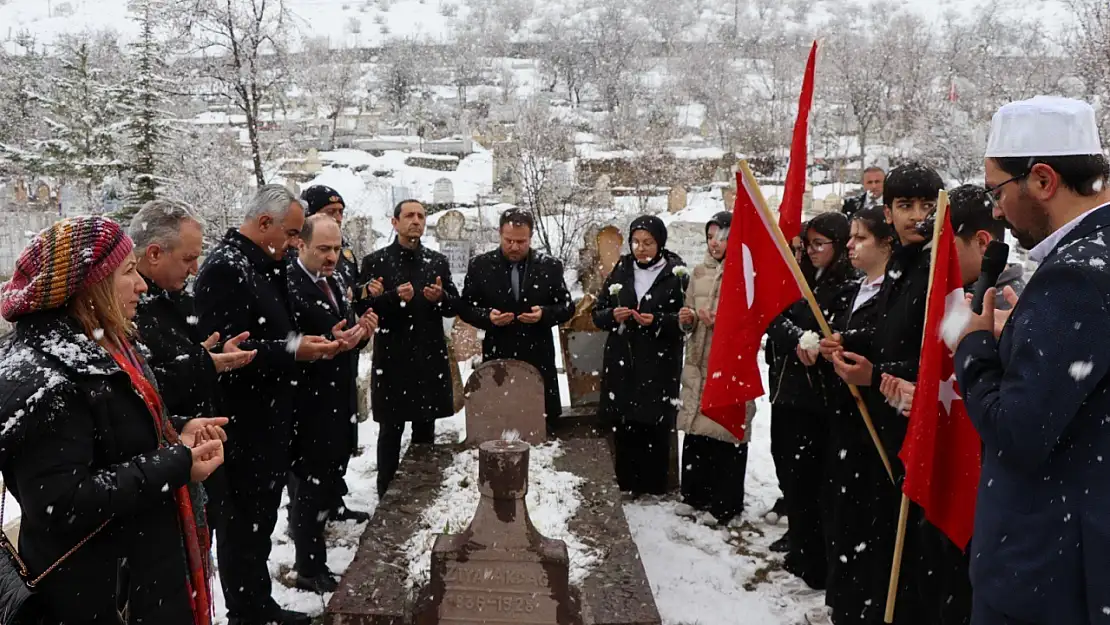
xmin=297 ymin=258 xmax=326 ymax=283
xmin=1029 ymin=202 xmax=1110 ymax=263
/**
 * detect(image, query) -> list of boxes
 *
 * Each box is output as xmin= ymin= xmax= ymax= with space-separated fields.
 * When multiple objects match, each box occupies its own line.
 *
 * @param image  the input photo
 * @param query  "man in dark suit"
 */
xmin=130 ymin=199 xmax=256 ymax=540
xmin=955 ymin=96 xmax=1110 ymax=625
xmin=841 ymin=166 xmax=885 ymax=218
xmin=458 ymin=208 xmax=574 ymax=428
xmin=195 ymin=184 xmax=355 ymax=625
xmin=287 ymin=214 xmax=376 ymax=593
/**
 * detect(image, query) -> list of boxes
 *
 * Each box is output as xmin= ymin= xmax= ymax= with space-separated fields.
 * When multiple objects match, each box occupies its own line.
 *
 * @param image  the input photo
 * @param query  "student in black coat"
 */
xmin=766 ymin=211 xmax=857 ymax=590
xmin=822 ymin=207 xmax=902 ymax=624
xmin=195 ymin=185 xmax=344 ymax=625
xmin=458 ymin=208 xmax=574 ymax=426
xmin=130 ymin=200 xmax=258 ymax=542
xmin=828 ymin=164 xmax=965 ymax=625
xmin=356 ymin=199 xmax=459 ymax=497
xmin=0 ymin=216 xmax=225 ymax=625
xmin=299 ymin=185 xmax=365 ymax=520
xmin=287 ymin=215 xmax=376 ymax=594
xmin=593 ymin=216 xmax=688 ymax=496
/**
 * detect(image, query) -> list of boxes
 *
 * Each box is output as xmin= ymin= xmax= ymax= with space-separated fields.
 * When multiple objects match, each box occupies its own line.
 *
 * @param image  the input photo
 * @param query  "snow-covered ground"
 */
xmin=195 ymin=355 xmax=827 ymax=625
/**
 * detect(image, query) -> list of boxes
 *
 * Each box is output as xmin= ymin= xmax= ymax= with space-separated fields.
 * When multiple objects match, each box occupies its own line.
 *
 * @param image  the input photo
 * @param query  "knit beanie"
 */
xmin=301 ymin=185 xmax=345 ymax=216
xmin=1 ymin=216 xmax=134 ymax=322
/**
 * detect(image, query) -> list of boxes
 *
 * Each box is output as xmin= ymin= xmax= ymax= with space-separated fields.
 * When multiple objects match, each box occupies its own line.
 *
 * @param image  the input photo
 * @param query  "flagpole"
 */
xmin=884 ymin=190 xmax=950 ymax=624
xmin=739 ymin=161 xmax=895 ymax=485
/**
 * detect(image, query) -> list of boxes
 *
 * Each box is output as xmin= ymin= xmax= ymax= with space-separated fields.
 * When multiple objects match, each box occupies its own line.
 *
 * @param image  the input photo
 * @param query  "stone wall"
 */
xmin=0 ymin=211 xmax=62 ymax=280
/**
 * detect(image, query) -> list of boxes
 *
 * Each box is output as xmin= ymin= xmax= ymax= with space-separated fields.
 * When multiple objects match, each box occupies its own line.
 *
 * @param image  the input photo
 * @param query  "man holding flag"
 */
xmin=955 ymin=96 xmax=1110 ymax=625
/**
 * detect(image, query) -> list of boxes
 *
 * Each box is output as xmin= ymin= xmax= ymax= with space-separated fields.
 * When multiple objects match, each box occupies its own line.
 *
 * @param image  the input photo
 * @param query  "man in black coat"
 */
xmin=287 ymin=214 xmax=376 ymax=593
xmin=841 ymin=166 xmax=885 ymax=218
xmin=458 ymin=208 xmax=574 ymax=427
xmin=195 ymin=184 xmax=353 ymax=625
xmin=298 ymin=184 xmax=365 ymax=521
xmin=130 ymin=199 xmax=256 ymax=539
xmin=356 ymin=199 xmax=459 ymax=496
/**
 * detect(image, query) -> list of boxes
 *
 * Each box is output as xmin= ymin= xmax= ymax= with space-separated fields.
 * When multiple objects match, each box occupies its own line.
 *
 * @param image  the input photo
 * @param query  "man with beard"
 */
xmin=357 ymin=199 xmax=459 ymax=496
xmin=287 ymin=214 xmax=377 ymax=593
xmin=297 ymin=184 xmax=368 ymax=522
xmin=458 ymin=208 xmax=574 ymax=430
xmin=196 ymin=184 xmax=355 ymax=625
xmin=954 ymin=96 xmax=1110 ymax=625
xmin=130 ymin=199 xmax=256 ymax=538
xmin=842 ymin=166 xmax=885 ymax=218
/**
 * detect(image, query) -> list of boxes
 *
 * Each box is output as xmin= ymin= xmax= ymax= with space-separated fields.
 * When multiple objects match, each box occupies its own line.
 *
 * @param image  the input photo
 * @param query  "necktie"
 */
xmin=510 ymin=263 xmax=521 ymax=301
xmin=317 ymin=278 xmax=338 ymax=309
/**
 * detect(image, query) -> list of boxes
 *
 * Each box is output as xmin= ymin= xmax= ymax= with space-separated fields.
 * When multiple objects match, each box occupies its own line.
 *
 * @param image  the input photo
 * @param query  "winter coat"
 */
xmin=195 ymin=229 xmax=299 ymax=477
xmin=955 ymin=204 xmax=1110 ymax=625
xmin=593 ymin=252 xmax=688 ymax=427
xmin=288 ymin=261 xmax=366 ymax=484
xmin=356 ymin=240 xmax=459 ymax=424
xmin=866 ymin=241 xmax=931 ymax=470
xmin=765 ymin=268 xmax=857 ymax=411
xmin=134 ymin=277 xmax=221 ymax=420
xmin=0 ymin=311 xmax=196 ymax=625
xmin=677 ymin=252 xmax=754 ymax=444
xmin=337 ymin=238 xmax=360 ymax=298
xmin=458 ymin=248 xmax=574 ymax=420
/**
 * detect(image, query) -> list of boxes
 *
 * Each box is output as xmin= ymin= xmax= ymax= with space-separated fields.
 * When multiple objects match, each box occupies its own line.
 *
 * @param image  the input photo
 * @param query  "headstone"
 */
xmin=593 ymin=174 xmax=612 ymax=207
xmin=667 ymin=186 xmax=687 ymax=213
xmin=415 ymin=440 xmax=582 ymax=625
xmin=596 ymin=226 xmax=623 ymax=285
xmin=433 ymin=178 xmax=455 ymax=205
xmin=560 ymin=327 xmax=606 ymax=407
xmin=500 ymin=187 xmax=517 ymax=205
xmin=464 ymin=360 xmax=546 ymax=446
xmin=823 ymin=193 xmax=842 ymax=212
xmin=451 ymin=319 xmax=483 ymax=362
xmin=35 ymin=182 xmax=50 ymax=203
xmin=304 ymin=148 xmax=323 ymax=174
xmin=765 ymin=194 xmax=782 ymax=212
xmin=441 ymin=241 xmax=473 ymax=277
xmin=722 ymin=186 xmax=736 ymax=212
xmin=13 ymin=180 xmax=27 ymax=203
xmin=435 ymin=209 xmax=466 ymax=241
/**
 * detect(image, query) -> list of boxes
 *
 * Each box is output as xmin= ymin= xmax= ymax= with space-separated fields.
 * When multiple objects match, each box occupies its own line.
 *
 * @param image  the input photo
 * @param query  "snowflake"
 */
xmin=1069 ymin=361 xmax=1094 ymax=381
xmin=186 ymin=315 xmax=199 ymax=325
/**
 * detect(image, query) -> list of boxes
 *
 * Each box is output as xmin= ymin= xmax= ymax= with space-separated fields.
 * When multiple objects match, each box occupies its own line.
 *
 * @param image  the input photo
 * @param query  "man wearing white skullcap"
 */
xmin=955 ymin=96 xmax=1110 ymax=625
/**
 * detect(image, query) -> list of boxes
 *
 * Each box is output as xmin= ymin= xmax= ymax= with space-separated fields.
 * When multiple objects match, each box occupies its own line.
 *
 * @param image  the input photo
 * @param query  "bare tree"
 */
xmin=376 ymin=38 xmax=432 ymax=117
xmin=165 ymin=0 xmax=296 ymax=187
xmin=579 ymin=0 xmax=648 ymax=112
xmin=298 ymin=38 xmax=364 ymax=149
xmin=1065 ymin=0 xmax=1110 ymax=136
xmin=165 ymin=129 xmax=251 ymax=238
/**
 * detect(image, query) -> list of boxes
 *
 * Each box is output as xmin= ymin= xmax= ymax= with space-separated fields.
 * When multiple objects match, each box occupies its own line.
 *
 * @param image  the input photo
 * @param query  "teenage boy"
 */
xmin=947 ymin=184 xmax=1025 ymax=308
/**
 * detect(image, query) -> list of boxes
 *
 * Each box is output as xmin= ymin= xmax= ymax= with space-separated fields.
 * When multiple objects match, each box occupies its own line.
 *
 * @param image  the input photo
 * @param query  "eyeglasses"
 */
xmin=806 ymin=239 xmax=832 ymax=251
xmin=984 ymin=172 xmax=1029 ymax=209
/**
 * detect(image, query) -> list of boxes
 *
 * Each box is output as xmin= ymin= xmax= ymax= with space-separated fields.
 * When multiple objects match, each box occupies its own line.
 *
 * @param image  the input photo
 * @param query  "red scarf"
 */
xmin=110 ymin=340 xmax=213 ymax=625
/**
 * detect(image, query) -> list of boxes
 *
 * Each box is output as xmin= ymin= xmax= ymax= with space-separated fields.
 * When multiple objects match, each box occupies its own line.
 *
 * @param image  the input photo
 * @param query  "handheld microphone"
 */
xmin=970 ymin=240 xmax=1010 ymax=314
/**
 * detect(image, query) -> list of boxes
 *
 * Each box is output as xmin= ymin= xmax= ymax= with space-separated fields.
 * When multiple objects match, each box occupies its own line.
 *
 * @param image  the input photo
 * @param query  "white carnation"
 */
xmin=799 ymin=330 xmax=821 ymax=352
xmin=608 ymin=284 xmax=623 ymax=296
xmin=672 ymin=265 xmax=689 ymax=278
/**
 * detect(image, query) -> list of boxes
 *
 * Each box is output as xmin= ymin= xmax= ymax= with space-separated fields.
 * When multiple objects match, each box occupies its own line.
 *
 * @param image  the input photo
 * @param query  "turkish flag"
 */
xmin=777 ymin=40 xmax=818 ymax=242
xmin=899 ymin=206 xmax=982 ymax=550
xmin=701 ymin=170 xmax=804 ymax=440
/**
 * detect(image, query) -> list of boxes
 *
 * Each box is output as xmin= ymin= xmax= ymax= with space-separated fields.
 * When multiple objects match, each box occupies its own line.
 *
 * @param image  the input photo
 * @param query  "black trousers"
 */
xmin=772 ymin=403 xmax=830 ymax=589
xmin=216 ymin=466 xmax=285 ymax=620
xmin=613 ymin=421 xmax=671 ymax=496
xmin=203 ymin=465 xmax=228 ymax=545
xmin=680 ymin=434 xmax=748 ymax=524
xmin=376 ymin=420 xmax=435 ymax=496
xmin=288 ymin=472 xmax=343 ymax=576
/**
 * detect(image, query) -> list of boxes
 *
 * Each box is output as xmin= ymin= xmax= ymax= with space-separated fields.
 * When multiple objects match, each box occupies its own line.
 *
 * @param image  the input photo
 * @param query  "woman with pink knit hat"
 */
xmin=0 ymin=215 xmax=226 ymax=625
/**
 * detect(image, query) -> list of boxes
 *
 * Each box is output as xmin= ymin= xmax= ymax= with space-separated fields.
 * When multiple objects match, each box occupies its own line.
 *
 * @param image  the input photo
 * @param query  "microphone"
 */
xmin=970 ymin=240 xmax=1010 ymax=314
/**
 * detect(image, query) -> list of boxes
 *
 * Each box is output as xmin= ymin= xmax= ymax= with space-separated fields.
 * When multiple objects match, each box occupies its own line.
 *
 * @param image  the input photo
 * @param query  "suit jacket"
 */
xmin=955 ymin=203 xmax=1110 ymax=625
xmin=458 ymin=249 xmax=574 ymax=420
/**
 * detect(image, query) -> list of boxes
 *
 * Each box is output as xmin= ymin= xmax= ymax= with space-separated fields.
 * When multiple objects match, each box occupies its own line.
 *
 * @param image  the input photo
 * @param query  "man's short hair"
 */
xmin=992 ymin=154 xmax=1109 ymax=197
xmin=499 ymin=208 xmax=534 ymax=232
xmin=863 ymin=166 xmax=885 ymax=176
xmin=949 ymin=184 xmax=1005 ymax=241
xmin=393 ymin=199 xmax=424 ymax=219
xmin=245 ymin=184 xmax=306 ymax=221
xmin=883 ymin=163 xmax=945 ymax=207
xmin=129 ymin=199 xmax=204 ymax=253
xmin=300 ymin=213 xmax=339 ymax=245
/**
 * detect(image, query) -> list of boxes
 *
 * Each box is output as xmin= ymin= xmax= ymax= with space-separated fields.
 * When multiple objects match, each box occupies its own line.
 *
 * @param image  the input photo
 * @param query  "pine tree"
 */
xmin=118 ymin=0 xmax=178 ymax=221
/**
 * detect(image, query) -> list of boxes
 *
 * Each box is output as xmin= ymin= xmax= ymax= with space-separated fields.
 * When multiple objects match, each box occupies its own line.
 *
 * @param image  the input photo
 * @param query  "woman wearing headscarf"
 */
xmin=766 ymin=211 xmax=857 ymax=589
xmin=676 ymin=211 xmax=754 ymax=525
xmin=0 ymin=216 xmax=226 ymax=625
xmin=593 ymin=216 xmax=689 ymax=496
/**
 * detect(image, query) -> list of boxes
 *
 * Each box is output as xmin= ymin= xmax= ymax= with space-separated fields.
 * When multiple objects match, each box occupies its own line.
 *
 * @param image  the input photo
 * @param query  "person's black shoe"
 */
xmin=229 ymin=608 xmax=313 ymax=625
xmin=769 ymin=533 xmax=791 ymax=553
xmin=295 ymin=571 xmax=340 ymax=594
xmin=331 ymin=504 xmax=370 ymax=523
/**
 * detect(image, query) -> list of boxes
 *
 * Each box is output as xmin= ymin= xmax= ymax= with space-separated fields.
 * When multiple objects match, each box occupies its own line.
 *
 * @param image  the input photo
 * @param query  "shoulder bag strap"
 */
xmin=0 ymin=484 xmax=109 ymax=588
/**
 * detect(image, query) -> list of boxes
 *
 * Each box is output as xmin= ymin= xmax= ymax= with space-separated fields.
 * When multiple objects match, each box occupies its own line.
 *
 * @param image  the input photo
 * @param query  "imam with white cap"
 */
xmin=985 ymin=95 xmax=1104 ymax=158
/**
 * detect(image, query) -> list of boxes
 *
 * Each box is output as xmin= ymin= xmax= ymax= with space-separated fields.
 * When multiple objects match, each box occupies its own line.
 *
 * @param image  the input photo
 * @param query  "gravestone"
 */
xmin=822 ymin=193 xmax=841 ymax=212
xmin=451 ymin=320 xmax=483 ymax=362
xmin=433 ymin=178 xmax=455 ymax=205
xmin=667 ymin=186 xmax=687 ymax=213
xmin=415 ymin=440 xmax=582 ymax=625
xmin=436 ymin=209 xmax=472 ymax=279
xmin=593 ymin=174 xmax=613 ymax=208
xmin=464 ymin=360 xmax=546 ymax=446
xmin=722 ymin=186 xmax=736 ymax=212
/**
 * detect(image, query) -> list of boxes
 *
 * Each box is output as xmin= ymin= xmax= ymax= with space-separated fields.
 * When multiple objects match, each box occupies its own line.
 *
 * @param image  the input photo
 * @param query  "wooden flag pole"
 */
xmin=883 ymin=190 xmax=950 ymax=624
xmin=738 ymin=161 xmax=894 ymax=484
